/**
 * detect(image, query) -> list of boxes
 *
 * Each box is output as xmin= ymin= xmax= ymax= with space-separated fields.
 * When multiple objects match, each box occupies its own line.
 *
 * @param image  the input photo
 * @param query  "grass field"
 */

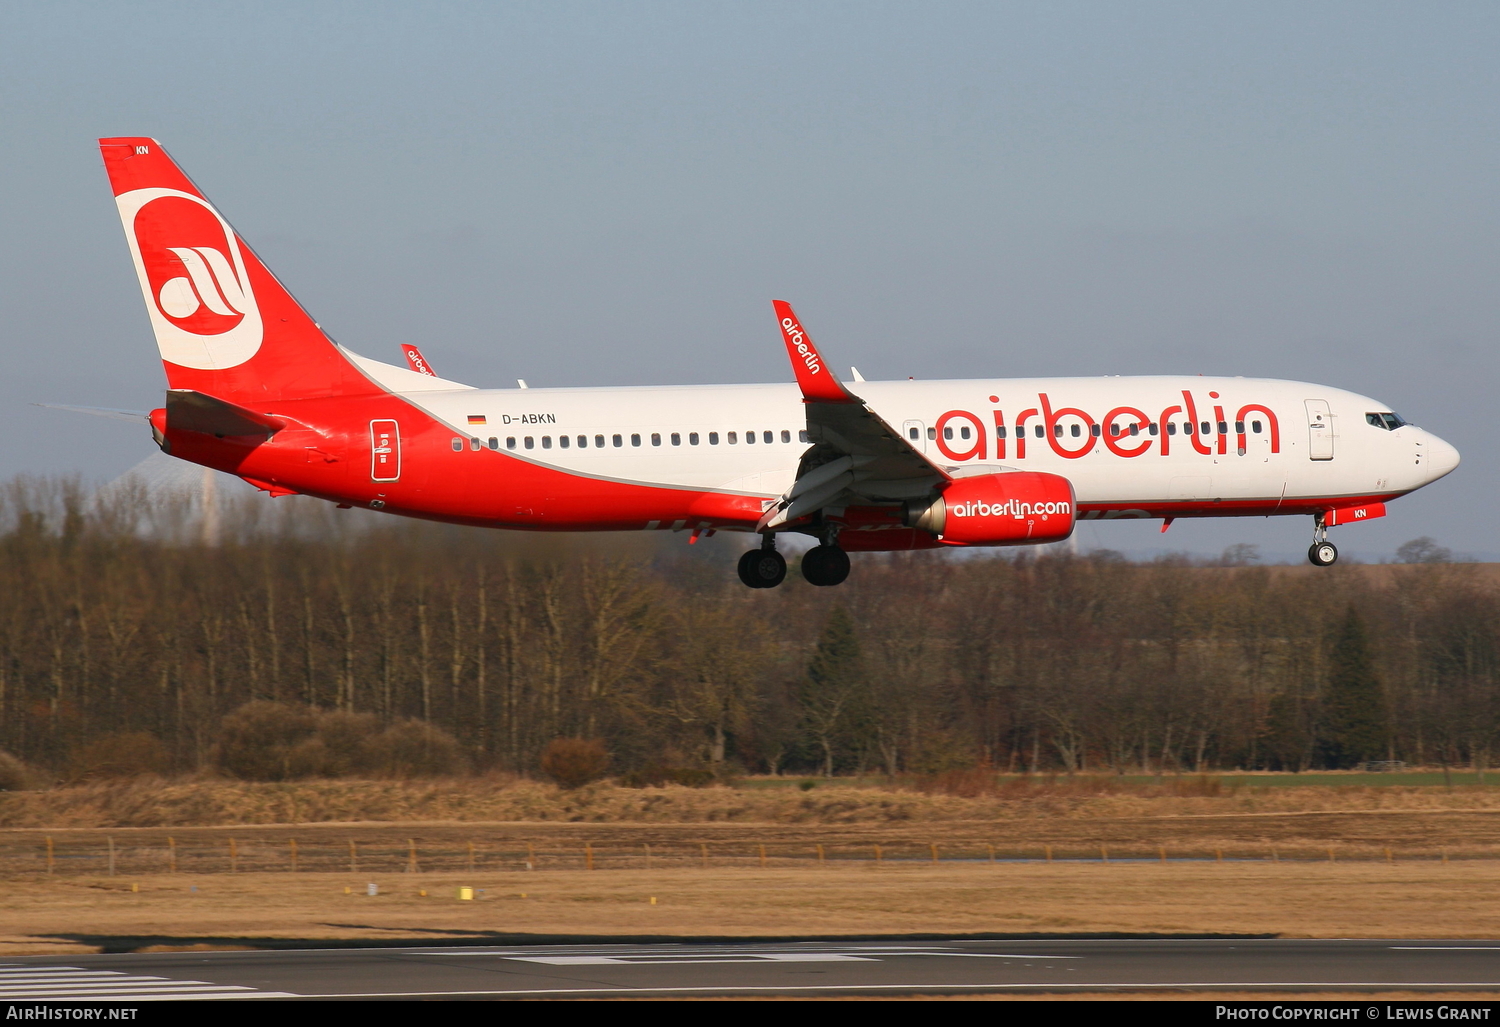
xmin=5 ymin=776 xmax=1500 ymax=959
xmin=8 ymin=774 xmax=1500 ymax=830
xmin=3 ymin=860 xmax=1500 ymax=956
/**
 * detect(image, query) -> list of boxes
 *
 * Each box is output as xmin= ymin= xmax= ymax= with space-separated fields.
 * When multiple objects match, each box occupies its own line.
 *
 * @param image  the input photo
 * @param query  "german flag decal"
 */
xmin=467 ymin=414 xmax=486 ymax=425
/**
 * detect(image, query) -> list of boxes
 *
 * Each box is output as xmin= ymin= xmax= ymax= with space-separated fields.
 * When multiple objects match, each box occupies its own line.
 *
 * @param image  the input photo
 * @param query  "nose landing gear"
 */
xmin=737 ymin=534 xmax=787 ymax=588
xmin=1308 ymin=516 xmax=1339 ymax=567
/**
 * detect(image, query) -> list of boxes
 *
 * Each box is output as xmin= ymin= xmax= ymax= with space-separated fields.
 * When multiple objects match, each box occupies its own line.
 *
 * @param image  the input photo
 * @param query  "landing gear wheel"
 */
xmin=737 ymin=547 xmax=786 ymax=588
xmin=1308 ymin=541 xmax=1339 ymax=567
xmin=801 ymin=545 xmax=851 ymax=587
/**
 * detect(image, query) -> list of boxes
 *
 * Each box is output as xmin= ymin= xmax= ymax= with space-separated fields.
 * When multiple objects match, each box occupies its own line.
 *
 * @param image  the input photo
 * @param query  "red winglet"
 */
xmin=772 ymin=300 xmax=856 ymax=404
xmin=401 ymin=344 xmax=437 ymax=377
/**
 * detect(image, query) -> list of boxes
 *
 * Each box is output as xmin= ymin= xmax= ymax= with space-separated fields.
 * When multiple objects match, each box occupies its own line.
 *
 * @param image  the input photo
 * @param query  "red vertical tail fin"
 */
xmin=99 ymin=138 xmax=371 ymax=404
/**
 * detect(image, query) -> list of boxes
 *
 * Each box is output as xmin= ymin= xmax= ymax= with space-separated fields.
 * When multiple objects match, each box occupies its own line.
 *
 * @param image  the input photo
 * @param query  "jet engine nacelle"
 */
xmin=903 ymin=471 xmax=1076 ymax=547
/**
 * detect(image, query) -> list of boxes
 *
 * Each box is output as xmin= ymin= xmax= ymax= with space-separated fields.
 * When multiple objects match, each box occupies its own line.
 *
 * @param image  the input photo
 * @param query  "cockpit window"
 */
xmin=1366 ymin=412 xmax=1407 ymax=431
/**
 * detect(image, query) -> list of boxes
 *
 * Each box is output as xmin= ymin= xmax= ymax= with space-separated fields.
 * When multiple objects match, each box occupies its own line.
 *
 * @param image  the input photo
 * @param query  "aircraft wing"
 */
xmin=759 ymin=300 xmax=949 ymax=531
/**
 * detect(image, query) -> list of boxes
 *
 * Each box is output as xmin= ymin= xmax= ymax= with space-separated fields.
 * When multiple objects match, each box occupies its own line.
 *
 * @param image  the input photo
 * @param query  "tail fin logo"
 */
xmin=114 ymin=188 xmax=263 ymax=369
xmin=158 ymin=246 xmax=248 ymax=319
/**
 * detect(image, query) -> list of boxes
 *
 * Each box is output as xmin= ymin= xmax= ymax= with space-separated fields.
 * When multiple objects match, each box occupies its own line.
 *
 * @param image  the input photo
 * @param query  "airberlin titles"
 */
xmin=934 ymin=389 xmax=1281 ymax=463
xmin=454 ymin=387 xmax=1279 ymax=460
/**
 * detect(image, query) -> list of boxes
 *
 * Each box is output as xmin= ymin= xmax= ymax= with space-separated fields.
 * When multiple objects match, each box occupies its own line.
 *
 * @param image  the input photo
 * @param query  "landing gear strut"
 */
xmin=737 ymin=534 xmax=787 ymax=589
xmin=1308 ymin=516 xmax=1338 ymax=567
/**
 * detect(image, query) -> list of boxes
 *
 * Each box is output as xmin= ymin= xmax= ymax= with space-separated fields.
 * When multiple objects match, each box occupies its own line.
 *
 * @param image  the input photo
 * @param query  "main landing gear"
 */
xmin=736 ymin=533 xmax=851 ymax=588
xmin=800 ymin=544 xmax=850 ymax=587
xmin=1308 ymin=516 xmax=1339 ymax=567
xmin=737 ymin=535 xmax=787 ymax=589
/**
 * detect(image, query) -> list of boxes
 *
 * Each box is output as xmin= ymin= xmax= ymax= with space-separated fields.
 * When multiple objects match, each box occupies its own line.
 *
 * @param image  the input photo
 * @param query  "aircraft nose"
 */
xmin=1424 ymin=431 xmax=1460 ymax=482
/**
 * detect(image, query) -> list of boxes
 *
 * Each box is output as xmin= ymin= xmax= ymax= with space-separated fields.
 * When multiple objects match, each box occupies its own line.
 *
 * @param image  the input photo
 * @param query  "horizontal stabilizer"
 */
xmin=34 ymin=403 xmax=148 ymax=423
xmin=165 ymin=389 xmax=282 ymax=437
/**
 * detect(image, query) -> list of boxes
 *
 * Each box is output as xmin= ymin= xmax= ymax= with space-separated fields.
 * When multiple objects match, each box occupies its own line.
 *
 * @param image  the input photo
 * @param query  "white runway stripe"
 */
xmin=0 ymin=964 xmax=298 ymax=1000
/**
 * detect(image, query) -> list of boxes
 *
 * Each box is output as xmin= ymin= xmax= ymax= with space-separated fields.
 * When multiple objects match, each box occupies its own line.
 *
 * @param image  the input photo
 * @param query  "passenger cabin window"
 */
xmin=763 ymin=431 xmax=773 ymax=444
xmin=745 ymin=430 xmax=755 ymax=444
xmin=689 ymin=432 xmax=699 ymax=445
xmin=630 ymin=433 xmax=641 ymax=447
xmin=1252 ymin=421 xmax=1263 ymax=434
xmin=612 ymin=434 xmax=622 ymax=447
xmin=1183 ymin=422 xmax=1193 ymax=435
xmin=577 ymin=435 xmax=587 ymax=448
xmin=909 ymin=427 xmax=920 ymax=440
xmin=943 ymin=426 xmax=954 ymax=440
xmin=488 ymin=437 xmax=499 ymax=450
xmin=927 ymin=427 xmax=936 ymax=440
xmin=1034 ymin=425 xmax=1044 ymax=438
xmin=1090 ymin=424 xmax=1101 ymax=437
xmin=559 ymin=435 xmax=569 ymax=449
xmin=1201 ymin=421 xmax=1211 ymax=435
xmin=542 ymin=436 xmax=552 ymax=449
xmin=1054 ymin=424 xmax=1064 ymax=438
xmin=451 ymin=438 xmax=463 ymax=452
xmin=1217 ymin=421 xmax=1228 ymax=434
xmin=1167 ymin=423 xmax=1177 ymax=436
xmin=1234 ymin=421 xmax=1244 ymax=434
xmin=1148 ymin=424 xmax=1158 ymax=436
xmin=1110 ymin=424 xmax=1121 ymax=436
xmin=506 ymin=437 xmax=516 ymax=450
xmin=651 ymin=433 xmax=662 ymax=446
xmin=1128 ymin=423 xmax=1139 ymax=436
xmin=995 ymin=426 xmax=1006 ymax=439
xmin=524 ymin=436 xmax=534 ymax=449
xmin=470 ymin=438 xmax=481 ymax=451
xmin=1070 ymin=424 xmax=1080 ymax=438
xmin=709 ymin=432 xmax=720 ymax=445
xmin=960 ymin=426 xmax=971 ymax=440
xmin=728 ymin=432 xmax=738 ymax=444
xmin=799 ymin=430 xmax=810 ymax=443
xmin=670 ymin=432 xmax=681 ymax=446
xmin=781 ymin=430 xmax=791 ymax=443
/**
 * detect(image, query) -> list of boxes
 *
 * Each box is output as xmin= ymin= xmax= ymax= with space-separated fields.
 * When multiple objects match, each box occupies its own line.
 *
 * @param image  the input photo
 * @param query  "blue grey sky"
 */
xmin=2 ymin=2 xmax=1495 ymax=560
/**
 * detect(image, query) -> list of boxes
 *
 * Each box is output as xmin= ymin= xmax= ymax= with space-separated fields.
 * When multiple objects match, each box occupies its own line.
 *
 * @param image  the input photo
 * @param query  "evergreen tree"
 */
xmin=1318 ymin=606 xmax=1386 ymax=768
xmin=799 ymin=605 xmax=865 ymax=776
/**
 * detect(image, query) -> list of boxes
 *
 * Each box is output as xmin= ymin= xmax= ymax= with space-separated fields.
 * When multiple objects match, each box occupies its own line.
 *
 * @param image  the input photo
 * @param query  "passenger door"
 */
xmin=1305 ymin=400 xmax=1334 ymax=461
xmin=902 ymin=420 xmax=927 ymax=453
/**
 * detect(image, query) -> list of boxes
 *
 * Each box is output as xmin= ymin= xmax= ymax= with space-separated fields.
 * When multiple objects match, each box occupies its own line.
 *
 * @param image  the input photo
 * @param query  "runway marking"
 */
xmin=419 ymin=947 xmax=1082 ymax=963
xmin=0 ymin=964 xmax=297 ymax=1001
xmin=508 ymin=953 xmax=876 ymax=965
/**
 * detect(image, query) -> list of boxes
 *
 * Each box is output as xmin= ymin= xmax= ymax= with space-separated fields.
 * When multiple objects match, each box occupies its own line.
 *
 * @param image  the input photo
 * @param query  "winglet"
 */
xmin=773 ymin=301 xmax=857 ymax=404
xmin=401 ymin=344 xmax=438 ymax=377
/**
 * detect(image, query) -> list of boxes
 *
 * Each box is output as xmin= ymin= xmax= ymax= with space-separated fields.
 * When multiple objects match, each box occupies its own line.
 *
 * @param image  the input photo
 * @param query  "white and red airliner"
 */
xmin=97 ymin=137 xmax=1459 ymax=587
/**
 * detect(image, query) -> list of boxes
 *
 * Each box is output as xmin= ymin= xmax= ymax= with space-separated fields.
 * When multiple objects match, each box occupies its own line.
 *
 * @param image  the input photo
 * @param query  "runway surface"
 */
xmin=3 ymin=940 xmax=1500 ymax=999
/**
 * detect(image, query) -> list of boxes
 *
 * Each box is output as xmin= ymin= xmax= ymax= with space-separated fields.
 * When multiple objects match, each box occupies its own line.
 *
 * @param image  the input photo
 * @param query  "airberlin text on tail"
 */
xmin=99 ymin=138 xmax=368 ymax=403
xmin=772 ymin=300 xmax=856 ymax=404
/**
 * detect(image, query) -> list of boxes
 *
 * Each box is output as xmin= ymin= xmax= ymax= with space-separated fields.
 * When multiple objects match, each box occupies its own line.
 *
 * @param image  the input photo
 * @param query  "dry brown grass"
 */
xmin=3 ymin=860 xmax=1500 ymax=956
xmin=7 ymin=776 xmax=1500 ymax=829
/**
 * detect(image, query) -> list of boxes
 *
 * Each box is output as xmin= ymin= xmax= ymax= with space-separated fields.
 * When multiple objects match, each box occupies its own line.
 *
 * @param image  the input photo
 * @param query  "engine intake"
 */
xmin=903 ymin=471 xmax=1076 ymax=546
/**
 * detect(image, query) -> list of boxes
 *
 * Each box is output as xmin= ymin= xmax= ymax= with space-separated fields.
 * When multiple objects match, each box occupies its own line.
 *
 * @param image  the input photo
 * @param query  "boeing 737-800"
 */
xmin=97 ymin=138 xmax=1460 ymax=587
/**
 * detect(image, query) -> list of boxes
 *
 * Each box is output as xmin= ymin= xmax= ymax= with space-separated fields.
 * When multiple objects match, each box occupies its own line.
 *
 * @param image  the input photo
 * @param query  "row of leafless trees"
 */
xmin=0 ymin=475 xmax=1494 ymax=778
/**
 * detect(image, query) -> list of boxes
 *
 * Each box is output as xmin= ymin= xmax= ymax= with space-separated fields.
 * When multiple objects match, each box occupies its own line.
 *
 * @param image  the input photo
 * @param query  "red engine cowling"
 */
xmin=903 ymin=471 xmax=1076 ymax=547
